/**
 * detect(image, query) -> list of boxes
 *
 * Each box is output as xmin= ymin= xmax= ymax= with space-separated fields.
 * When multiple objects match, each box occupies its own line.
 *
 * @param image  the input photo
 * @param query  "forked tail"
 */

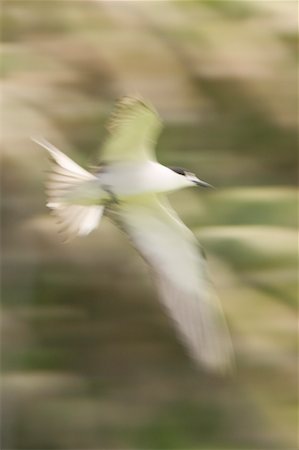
xmin=33 ymin=137 xmax=104 ymax=239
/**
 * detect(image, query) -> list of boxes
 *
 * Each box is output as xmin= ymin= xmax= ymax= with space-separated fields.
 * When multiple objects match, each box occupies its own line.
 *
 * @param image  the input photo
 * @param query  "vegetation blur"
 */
xmin=1 ymin=1 xmax=297 ymax=449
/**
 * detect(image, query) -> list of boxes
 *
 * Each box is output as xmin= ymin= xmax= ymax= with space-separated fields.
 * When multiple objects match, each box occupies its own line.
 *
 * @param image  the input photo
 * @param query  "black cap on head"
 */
xmin=169 ymin=167 xmax=187 ymax=176
xmin=169 ymin=166 xmax=214 ymax=188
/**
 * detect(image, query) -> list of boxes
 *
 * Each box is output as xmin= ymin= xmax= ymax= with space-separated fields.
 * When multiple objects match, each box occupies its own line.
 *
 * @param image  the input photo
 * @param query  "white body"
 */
xmin=96 ymin=161 xmax=193 ymax=200
xmin=59 ymin=161 xmax=195 ymax=207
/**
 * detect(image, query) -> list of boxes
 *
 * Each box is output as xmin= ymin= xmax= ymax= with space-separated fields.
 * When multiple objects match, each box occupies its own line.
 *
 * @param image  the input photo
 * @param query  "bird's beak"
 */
xmin=192 ymin=176 xmax=214 ymax=189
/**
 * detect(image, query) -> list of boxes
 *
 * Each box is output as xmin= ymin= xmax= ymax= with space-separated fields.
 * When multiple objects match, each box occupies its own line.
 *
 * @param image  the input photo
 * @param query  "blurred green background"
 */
xmin=1 ymin=1 xmax=297 ymax=449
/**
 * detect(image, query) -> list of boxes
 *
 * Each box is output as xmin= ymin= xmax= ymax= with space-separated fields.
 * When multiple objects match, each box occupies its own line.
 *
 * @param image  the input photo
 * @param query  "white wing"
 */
xmin=100 ymin=96 xmax=162 ymax=162
xmin=112 ymin=195 xmax=234 ymax=372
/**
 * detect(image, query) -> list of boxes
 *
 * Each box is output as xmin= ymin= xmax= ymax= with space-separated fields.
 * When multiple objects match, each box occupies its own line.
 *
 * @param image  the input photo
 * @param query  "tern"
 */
xmin=33 ymin=96 xmax=233 ymax=372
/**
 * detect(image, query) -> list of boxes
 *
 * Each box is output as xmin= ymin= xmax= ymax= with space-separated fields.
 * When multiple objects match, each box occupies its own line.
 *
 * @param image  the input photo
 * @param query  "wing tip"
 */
xmin=31 ymin=136 xmax=61 ymax=157
xmin=31 ymin=135 xmax=48 ymax=149
xmin=106 ymin=94 xmax=160 ymax=133
xmin=189 ymin=341 xmax=235 ymax=376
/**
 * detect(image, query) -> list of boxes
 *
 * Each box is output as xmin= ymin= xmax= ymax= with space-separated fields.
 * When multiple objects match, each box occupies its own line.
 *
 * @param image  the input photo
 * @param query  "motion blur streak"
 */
xmin=1 ymin=2 xmax=297 ymax=450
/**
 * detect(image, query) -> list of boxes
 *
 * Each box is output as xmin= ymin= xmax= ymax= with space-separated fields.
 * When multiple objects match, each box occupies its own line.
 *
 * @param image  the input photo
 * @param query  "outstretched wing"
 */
xmin=112 ymin=195 xmax=234 ymax=372
xmin=100 ymin=96 xmax=163 ymax=162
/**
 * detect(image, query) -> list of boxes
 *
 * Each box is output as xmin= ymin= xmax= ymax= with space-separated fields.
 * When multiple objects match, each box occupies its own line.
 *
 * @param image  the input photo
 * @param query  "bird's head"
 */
xmin=169 ymin=167 xmax=213 ymax=188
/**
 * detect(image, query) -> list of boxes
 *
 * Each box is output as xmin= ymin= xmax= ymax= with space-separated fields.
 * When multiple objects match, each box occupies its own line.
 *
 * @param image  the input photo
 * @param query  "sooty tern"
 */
xmin=33 ymin=96 xmax=233 ymax=372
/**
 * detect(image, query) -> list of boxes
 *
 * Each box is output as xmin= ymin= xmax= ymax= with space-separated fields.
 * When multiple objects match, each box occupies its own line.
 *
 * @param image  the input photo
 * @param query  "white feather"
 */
xmin=33 ymin=137 xmax=104 ymax=238
xmin=32 ymin=137 xmax=94 ymax=178
xmin=112 ymin=195 xmax=234 ymax=372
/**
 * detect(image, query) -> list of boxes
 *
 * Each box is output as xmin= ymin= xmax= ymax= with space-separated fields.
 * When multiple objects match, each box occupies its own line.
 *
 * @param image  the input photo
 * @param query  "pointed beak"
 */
xmin=192 ymin=176 xmax=214 ymax=189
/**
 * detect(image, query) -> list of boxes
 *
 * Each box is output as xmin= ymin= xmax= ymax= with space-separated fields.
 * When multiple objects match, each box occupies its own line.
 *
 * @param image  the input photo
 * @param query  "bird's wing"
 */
xmin=100 ymin=96 xmax=163 ymax=162
xmin=111 ymin=195 xmax=234 ymax=373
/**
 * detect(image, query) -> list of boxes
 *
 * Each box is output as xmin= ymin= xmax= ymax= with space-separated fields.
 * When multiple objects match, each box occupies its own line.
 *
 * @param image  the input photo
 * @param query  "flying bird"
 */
xmin=33 ymin=96 xmax=233 ymax=372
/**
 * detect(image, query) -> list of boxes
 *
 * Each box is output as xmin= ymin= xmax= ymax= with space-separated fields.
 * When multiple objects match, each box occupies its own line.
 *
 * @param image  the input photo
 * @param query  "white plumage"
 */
xmin=34 ymin=96 xmax=234 ymax=372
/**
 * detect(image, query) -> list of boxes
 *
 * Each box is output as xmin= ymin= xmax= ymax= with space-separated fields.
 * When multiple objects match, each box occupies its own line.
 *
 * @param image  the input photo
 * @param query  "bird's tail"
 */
xmin=33 ymin=137 xmax=104 ymax=239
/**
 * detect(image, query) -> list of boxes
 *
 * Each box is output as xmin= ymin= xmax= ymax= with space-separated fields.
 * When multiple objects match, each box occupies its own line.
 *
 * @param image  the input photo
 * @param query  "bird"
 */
xmin=33 ymin=95 xmax=234 ymax=373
